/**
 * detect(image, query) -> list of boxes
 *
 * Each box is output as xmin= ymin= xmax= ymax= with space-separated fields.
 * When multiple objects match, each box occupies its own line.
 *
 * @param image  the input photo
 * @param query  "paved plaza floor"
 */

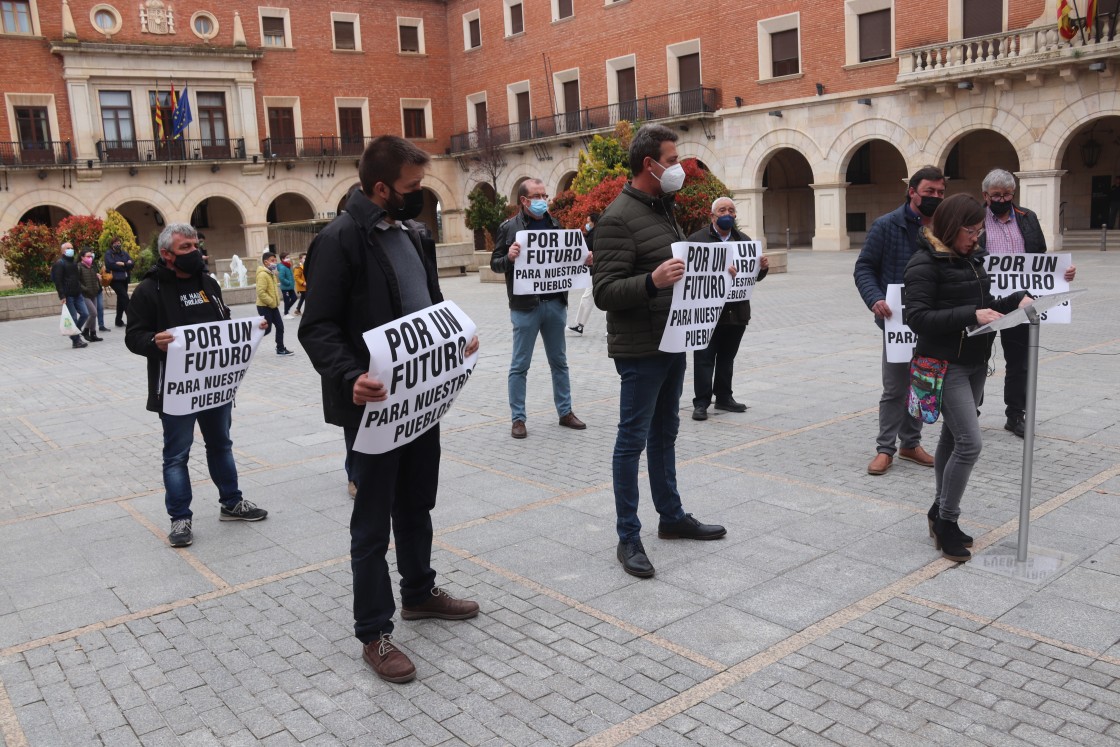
xmin=1 ymin=249 xmax=1119 ymax=746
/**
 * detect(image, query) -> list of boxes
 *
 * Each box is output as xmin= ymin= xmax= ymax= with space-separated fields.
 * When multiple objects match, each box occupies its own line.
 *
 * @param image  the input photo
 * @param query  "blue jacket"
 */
xmin=277 ymin=262 xmax=295 ymax=291
xmin=853 ymin=202 xmax=923 ymax=326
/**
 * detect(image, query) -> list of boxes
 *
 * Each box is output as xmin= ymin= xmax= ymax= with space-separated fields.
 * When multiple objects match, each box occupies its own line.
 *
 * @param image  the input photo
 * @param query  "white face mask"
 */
xmin=652 ymin=160 xmax=686 ymax=194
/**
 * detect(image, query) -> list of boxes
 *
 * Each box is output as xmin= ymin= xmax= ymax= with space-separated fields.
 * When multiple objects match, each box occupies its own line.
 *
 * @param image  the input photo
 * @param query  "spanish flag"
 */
xmin=1085 ymin=0 xmax=1098 ymax=32
xmin=1058 ymin=0 xmax=1077 ymax=40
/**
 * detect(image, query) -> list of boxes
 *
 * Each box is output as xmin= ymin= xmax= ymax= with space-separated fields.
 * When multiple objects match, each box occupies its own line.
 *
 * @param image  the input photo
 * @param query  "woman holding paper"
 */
xmin=902 ymin=194 xmax=1032 ymax=562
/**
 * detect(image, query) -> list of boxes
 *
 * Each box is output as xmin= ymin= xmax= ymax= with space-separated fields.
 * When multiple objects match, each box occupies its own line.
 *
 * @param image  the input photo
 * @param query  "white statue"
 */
xmin=229 ymin=254 xmax=247 ymax=287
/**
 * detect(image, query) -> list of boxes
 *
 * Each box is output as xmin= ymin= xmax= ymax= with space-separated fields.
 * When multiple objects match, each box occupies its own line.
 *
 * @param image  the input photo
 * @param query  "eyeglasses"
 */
xmin=986 ymin=193 xmax=1014 ymax=201
xmin=525 ymin=193 xmax=549 ymax=201
xmin=962 ymin=226 xmax=985 ymax=238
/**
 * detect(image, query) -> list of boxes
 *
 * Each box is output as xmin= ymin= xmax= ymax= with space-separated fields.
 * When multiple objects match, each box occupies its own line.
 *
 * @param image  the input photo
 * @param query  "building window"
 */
xmin=771 ymin=30 xmax=799 ymax=76
xmin=507 ymin=81 xmax=531 ymax=141
xmin=99 ymin=90 xmax=133 ymax=144
xmin=401 ymin=99 xmax=432 ymax=139
xmin=190 ymin=10 xmax=218 ymax=40
xmin=197 ymin=92 xmax=228 ymax=157
xmin=467 ymin=92 xmax=488 ymax=133
xmin=463 ymin=9 xmax=480 ymax=50
xmin=606 ymin=54 xmax=637 ymax=124
xmin=1 ymin=1 xmax=32 ymax=34
xmin=398 ymin=17 xmax=423 ymax=53
xmin=332 ymin=12 xmax=360 ymax=51
xmin=338 ymin=106 xmax=364 ymax=153
xmin=90 ymin=4 xmax=121 ymax=35
xmin=553 ymin=0 xmax=573 ymax=21
xmin=553 ymin=69 xmax=580 ymax=133
xmin=757 ymin=13 xmax=801 ymax=80
xmin=15 ymin=106 xmax=49 ymax=146
xmin=857 ymin=9 xmax=891 ymax=61
xmin=260 ymin=8 xmax=290 ymax=47
xmin=962 ymin=0 xmax=1002 ymax=37
xmin=505 ymin=1 xmax=523 ymax=36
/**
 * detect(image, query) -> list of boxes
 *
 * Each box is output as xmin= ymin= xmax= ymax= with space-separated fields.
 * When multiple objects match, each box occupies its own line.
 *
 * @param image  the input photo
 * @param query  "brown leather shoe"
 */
xmin=511 ymin=420 xmax=527 ymax=439
xmin=898 ymin=445 xmax=934 ymax=467
xmin=558 ymin=412 xmax=586 ymax=430
xmin=362 ymin=634 xmax=416 ymax=683
xmin=402 ymin=587 xmax=480 ymax=621
xmin=867 ymin=453 xmax=892 ymax=475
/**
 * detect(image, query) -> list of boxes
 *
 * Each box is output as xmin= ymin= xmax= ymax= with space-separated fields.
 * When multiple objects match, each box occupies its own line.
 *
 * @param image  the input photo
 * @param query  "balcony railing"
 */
xmin=0 ymin=141 xmax=73 ymax=167
xmin=260 ymin=136 xmax=369 ymax=159
xmin=450 ymin=87 xmax=719 ymax=154
xmin=95 ymin=138 xmax=247 ymax=164
xmin=898 ymin=18 xmax=1119 ymax=81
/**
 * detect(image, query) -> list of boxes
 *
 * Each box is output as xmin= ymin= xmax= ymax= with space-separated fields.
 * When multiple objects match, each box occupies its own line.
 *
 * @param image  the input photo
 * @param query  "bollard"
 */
xmin=1101 ymin=224 xmax=1108 ymax=252
xmin=785 ymin=227 xmax=791 ymax=251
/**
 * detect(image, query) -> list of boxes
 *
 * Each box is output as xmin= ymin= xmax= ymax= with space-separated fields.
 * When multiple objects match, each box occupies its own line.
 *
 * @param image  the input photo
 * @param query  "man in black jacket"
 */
xmin=978 ymin=168 xmax=1077 ymax=437
xmin=125 ymin=223 xmax=268 ymax=550
xmin=50 ymin=242 xmax=87 ymax=348
xmin=688 ymin=197 xmax=769 ymax=421
xmin=299 ymin=136 xmax=480 ymax=684
xmin=490 ymin=177 xmax=587 ymax=439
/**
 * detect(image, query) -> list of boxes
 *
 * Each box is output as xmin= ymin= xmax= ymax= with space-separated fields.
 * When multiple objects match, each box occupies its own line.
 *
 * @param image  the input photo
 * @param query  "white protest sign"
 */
xmin=163 ymin=317 xmax=265 ymax=415
xmin=984 ymin=253 xmax=1072 ymax=324
xmin=726 ymin=241 xmax=763 ymax=302
xmin=354 ymin=300 xmax=479 ymax=455
xmin=658 ymin=242 xmax=731 ymax=353
xmin=884 ymin=284 xmax=917 ymax=363
xmin=512 ymin=229 xmax=590 ymax=295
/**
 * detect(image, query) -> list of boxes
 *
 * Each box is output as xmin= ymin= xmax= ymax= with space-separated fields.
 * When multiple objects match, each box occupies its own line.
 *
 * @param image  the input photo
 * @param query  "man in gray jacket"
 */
xmin=593 ymin=124 xmax=725 ymax=579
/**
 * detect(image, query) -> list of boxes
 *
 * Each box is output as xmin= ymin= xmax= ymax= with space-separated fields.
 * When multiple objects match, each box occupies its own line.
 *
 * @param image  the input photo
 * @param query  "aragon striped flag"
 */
xmin=1058 ymin=0 xmax=1077 ymax=40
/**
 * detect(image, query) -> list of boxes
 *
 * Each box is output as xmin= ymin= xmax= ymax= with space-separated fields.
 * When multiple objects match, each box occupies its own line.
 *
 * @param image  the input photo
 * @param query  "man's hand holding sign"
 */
xmin=161 ymin=317 xmax=268 ymax=415
xmin=658 ymin=242 xmax=738 ymax=353
xmin=511 ymin=229 xmax=592 ymax=295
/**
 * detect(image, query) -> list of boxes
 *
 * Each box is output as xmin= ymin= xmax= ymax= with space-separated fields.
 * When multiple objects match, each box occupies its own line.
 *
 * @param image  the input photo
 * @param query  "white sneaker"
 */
xmin=284 ymin=314 xmax=294 ymax=319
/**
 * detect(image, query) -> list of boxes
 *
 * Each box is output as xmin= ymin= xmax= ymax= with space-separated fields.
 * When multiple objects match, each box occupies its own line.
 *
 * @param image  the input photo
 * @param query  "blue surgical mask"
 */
xmin=716 ymin=215 xmax=735 ymax=231
xmin=63 ymin=248 xmax=74 ymax=258
xmin=528 ymin=199 xmax=548 ymax=217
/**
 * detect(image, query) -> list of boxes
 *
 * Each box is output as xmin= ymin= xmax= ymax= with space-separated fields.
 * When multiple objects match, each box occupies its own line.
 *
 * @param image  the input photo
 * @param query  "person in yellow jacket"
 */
xmin=256 ymin=252 xmax=294 ymax=356
xmin=292 ymin=252 xmax=308 ymax=316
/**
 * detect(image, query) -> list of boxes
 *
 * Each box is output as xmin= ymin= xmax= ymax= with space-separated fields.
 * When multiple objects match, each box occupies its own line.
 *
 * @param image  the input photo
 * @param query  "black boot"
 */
xmin=932 ymin=517 xmax=971 ymax=562
xmin=928 ymin=503 xmax=972 ymax=547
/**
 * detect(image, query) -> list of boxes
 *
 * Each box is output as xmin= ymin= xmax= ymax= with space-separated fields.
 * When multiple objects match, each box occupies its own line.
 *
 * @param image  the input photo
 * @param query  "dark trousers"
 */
xmin=999 ymin=324 xmax=1028 ymax=419
xmin=344 ymin=425 xmax=440 ymax=643
xmin=257 ymin=306 xmax=285 ymax=351
xmin=692 ymin=323 xmax=746 ymax=408
xmin=110 ymin=279 xmax=130 ymax=324
xmin=294 ymin=291 xmax=307 ymax=312
xmin=282 ymin=289 xmax=297 ymax=315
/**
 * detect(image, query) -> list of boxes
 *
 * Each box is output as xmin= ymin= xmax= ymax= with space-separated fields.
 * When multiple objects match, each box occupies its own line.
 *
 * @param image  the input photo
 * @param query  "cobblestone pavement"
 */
xmin=0 ymin=249 xmax=1118 ymax=746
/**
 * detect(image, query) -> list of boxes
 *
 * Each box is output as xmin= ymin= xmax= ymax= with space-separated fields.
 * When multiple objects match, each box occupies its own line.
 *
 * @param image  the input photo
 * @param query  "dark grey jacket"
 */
xmin=592 ymin=183 xmax=684 ymax=358
xmin=686 ymin=224 xmax=768 ymax=326
xmin=854 ymin=202 xmax=923 ymax=327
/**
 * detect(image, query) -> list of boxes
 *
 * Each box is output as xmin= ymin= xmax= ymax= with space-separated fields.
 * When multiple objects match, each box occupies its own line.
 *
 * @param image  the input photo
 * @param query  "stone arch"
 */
xmin=114 ymin=200 xmax=169 ymax=248
xmin=1036 ymin=91 xmax=1120 ymax=170
xmin=266 ymin=193 xmax=316 ymax=224
xmin=95 ymin=186 xmax=178 ymax=224
xmin=543 ymin=153 xmax=582 ymax=193
xmin=675 ymin=138 xmax=725 ymax=180
xmin=179 ymin=181 xmax=260 ymax=224
xmin=922 ymin=107 xmax=1034 ymax=176
xmin=1 ymin=190 xmax=92 ymax=231
xmin=186 ymin=195 xmax=247 ymax=260
xmin=504 ymin=174 xmax=537 ymax=203
xmin=825 ymin=119 xmax=922 ymax=181
xmin=333 ymin=181 xmax=363 ymax=214
xmin=258 ymin=178 xmax=326 ymax=218
xmin=739 ymin=129 xmax=825 ymax=187
xmin=420 ymin=171 xmax=460 ymax=212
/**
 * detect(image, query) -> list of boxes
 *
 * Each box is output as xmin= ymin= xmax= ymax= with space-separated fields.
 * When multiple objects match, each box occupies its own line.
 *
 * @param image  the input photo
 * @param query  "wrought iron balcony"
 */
xmin=260 ymin=136 xmax=369 ymax=159
xmin=0 ymin=141 xmax=73 ymax=167
xmin=95 ymin=138 xmax=247 ymax=164
xmin=898 ymin=19 xmax=1120 ymax=85
xmin=449 ymin=87 xmax=719 ymax=154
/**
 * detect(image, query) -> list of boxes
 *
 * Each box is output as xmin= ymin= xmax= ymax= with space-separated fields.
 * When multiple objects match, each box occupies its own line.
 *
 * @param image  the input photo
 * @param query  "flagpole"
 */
xmin=1069 ymin=0 xmax=1090 ymax=45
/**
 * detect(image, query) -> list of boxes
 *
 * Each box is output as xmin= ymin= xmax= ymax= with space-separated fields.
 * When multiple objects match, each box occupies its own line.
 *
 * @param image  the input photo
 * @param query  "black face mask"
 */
xmin=388 ymin=188 xmax=425 ymax=222
xmin=989 ymin=199 xmax=1013 ymax=216
xmin=172 ymin=249 xmax=205 ymax=275
xmin=916 ymin=195 xmax=943 ymax=218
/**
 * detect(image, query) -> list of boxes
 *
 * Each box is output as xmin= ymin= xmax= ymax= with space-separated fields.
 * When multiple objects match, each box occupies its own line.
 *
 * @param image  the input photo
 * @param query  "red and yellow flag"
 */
xmin=154 ymin=83 xmax=165 ymax=142
xmin=1085 ymin=0 xmax=1098 ymax=31
xmin=1058 ymin=0 xmax=1077 ymax=40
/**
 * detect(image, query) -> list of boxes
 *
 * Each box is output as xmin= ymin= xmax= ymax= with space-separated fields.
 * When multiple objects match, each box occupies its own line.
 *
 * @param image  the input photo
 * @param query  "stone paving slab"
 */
xmin=0 ymin=250 xmax=1118 ymax=746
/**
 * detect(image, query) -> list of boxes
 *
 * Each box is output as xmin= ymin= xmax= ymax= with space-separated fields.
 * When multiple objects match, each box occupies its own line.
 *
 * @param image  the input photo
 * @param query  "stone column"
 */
xmin=732 ymin=187 xmax=767 ymax=251
xmin=65 ymin=79 xmax=97 ymax=160
xmin=440 ymin=208 xmax=471 ymax=245
xmin=810 ymin=182 xmax=850 ymax=251
xmin=242 ymin=222 xmax=270 ymax=258
xmin=1015 ymin=169 xmax=1066 ymax=250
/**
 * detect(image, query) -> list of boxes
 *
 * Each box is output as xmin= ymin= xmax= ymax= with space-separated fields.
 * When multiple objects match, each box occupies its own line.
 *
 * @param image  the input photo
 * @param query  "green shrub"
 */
xmin=0 ymin=222 xmax=58 ymax=288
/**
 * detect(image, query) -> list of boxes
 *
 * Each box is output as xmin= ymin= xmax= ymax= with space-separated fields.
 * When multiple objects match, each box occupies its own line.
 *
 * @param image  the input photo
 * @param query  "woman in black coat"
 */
xmin=903 ymin=194 xmax=1031 ymax=562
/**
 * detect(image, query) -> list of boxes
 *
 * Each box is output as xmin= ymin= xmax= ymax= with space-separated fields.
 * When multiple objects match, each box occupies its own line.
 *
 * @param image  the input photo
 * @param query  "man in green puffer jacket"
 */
xmin=592 ymin=124 xmax=726 ymax=580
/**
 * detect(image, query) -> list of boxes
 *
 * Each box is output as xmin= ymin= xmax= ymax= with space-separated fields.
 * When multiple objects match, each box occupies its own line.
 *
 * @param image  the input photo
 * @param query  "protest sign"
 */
xmin=512 ymin=229 xmax=590 ymax=295
xmin=353 ymin=300 xmax=479 ymax=455
xmin=726 ymin=241 xmax=763 ymax=302
xmin=163 ymin=317 xmax=265 ymax=415
xmin=659 ymin=241 xmax=732 ymax=353
xmin=984 ymin=253 xmax=1072 ymax=324
xmin=884 ymin=283 xmax=917 ymax=363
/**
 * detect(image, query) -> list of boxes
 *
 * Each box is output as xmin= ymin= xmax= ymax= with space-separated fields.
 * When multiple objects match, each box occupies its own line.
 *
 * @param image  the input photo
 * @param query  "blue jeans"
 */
xmin=96 ymin=290 xmax=106 ymax=329
xmin=613 ymin=353 xmax=688 ymax=541
xmin=65 ymin=295 xmax=87 ymax=340
xmin=508 ymin=299 xmax=572 ymax=422
xmin=160 ymin=402 xmax=243 ymax=520
xmin=934 ymin=363 xmax=987 ymax=522
xmin=257 ymin=306 xmax=285 ymax=352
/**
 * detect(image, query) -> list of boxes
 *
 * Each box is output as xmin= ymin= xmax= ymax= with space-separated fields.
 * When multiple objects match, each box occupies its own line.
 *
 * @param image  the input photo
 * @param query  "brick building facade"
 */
xmin=2 ymin=0 xmax=1119 ymax=268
